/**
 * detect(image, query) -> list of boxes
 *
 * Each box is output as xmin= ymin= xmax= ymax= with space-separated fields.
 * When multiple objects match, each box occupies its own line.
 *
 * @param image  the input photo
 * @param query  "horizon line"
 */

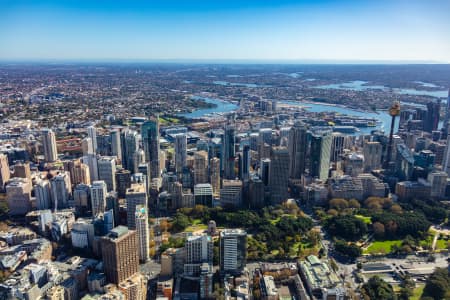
xmin=0 ymin=58 xmax=449 ymax=65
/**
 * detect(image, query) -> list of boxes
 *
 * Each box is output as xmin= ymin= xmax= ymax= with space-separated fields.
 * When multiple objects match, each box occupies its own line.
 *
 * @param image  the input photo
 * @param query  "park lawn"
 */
xmin=184 ymin=223 xmax=208 ymax=233
xmin=435 ymin=239 xmax=449 ymax=250
xmin=410 ymin=284 xmax=425 ymax=300
xmin=364 ymin=240 xmax=402 ymax=254
xmin=270 ymin=214 xmax=297 ymax=225
xmin=355 ymin=214 xmax=371 ymax=224
xmin=192 ymin=219 xmax=203 ymax=225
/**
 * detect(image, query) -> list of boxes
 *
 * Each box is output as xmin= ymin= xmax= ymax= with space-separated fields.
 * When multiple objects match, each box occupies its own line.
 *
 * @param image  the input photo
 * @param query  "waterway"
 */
xmin=314 ymin=80 xmax=448 ymax=98
xmin=181 ymin=96 xmax=398 ymax=135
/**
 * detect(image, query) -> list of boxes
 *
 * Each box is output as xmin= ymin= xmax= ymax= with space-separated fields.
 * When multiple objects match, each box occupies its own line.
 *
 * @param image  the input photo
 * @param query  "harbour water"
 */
xmin=181 ymin=96 xmax=398 ymax=135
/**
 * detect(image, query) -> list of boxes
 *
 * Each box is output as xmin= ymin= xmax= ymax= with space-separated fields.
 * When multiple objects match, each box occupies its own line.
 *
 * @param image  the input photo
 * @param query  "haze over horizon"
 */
xmin=1 ymin=0 xmax=450 ymax=63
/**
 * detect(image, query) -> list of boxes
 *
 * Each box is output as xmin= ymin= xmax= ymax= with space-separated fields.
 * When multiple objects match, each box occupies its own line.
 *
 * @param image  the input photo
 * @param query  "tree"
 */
xmin=329 ymin=198 xmax=349 ymax=211
xmin=422 ymin=268 xmax=450 ymax=300
xmin=361 ymin=276 xmax=397 ymax=300
xmin=334 ymin=240 xmax=362 ymax=259
xmin=348 ymin=199 xmax=361 ymax=209
xmin=171 ymin=212 xmax=190 ymax=232
xmin=325 ymin=215 xmax=367 ymax=241
xmin=373 ymin=222 xmax=385 ymax=239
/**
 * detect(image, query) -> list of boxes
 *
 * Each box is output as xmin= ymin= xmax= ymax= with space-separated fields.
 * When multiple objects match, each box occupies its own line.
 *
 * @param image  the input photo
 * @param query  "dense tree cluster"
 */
xmin=371 ymin=212 xmax=431 ymax=239
xmin=402 ymin=199 xmax=448 ymax=224
xmin=334 ymin=240 xmax=362 ymax=259
xmin=324 ymin=215 xmax=367 ymax=241
xmin=422 ymin=268 xmax=450 ymax=300
xmin=361 ymin=276 xmax=397 ymax=300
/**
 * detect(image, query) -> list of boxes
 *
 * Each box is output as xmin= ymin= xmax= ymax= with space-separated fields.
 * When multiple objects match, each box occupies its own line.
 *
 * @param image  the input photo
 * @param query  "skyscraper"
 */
xmin=269 ymin=147 xmax=290 ymax=204
xmin=87 ymin=126 xmax=98 ymax=154
xmin=90 ymin=180 xmax=107 ymax=216
xmin=194 ymin=151 xmax=209 ymax=185
xmin=98 ymin=156 xmax=116 ymax=192
xmin=424 ymin=100 xmax=440 ymax=133
xmin=363 ymin=141 xmax=382 ymax=172
xmin=141 ymin=118 xmax=160 ymax=179
xmin=82 ymin=137 xmax=94 ymax=156
xmin=223 ymin=124 xmax=236 ymax=179
xmin=110 ymin=129 xmax=122 ymax=162
xmin=219 ymin=229 xmax=247 ymax=275
xmin=101 ymin=226 xmax=139 ymax=284
xmin=288 ymin=122 xmax=308 ymax=179
xmin=6 ymin=177 xmax=32 ymax=216
xmin=241 ymin=145 xmax=251 ymax=181
xmin=175 ymin=133 xmax=187 ymax=174
xmin=51 ymin=171 xmax=72 ymax=210
xmin=35 ymin=179 xmax=51 ymax=210
xmin=135 ymin=205 xmax=150 ymax=262
xmin=0 ymin=153 xmax=10 ymax=190
xmin=184 ymin=234 xmax=213 ymax=276
xmin=42 ymin=128 xmax=58 ymax=162
xmin=122 ymin=129 xmax=139 ymax=173
xmin=210 ymin=157 xmax=221 ymax=197
xmin=126 ymin=183 xmax=147 ymax=229
xmin=310 ymin=130 xmax=332 ymax=181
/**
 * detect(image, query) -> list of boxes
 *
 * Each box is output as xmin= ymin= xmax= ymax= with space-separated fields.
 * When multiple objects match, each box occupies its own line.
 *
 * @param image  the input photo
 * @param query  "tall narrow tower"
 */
xmin=384 ymin=101 xmax=401 ymax=170
xmin=141 ymin=117 xmax=160 ymax=179
xmin=42 ymin=129 xmax=58 ymax=162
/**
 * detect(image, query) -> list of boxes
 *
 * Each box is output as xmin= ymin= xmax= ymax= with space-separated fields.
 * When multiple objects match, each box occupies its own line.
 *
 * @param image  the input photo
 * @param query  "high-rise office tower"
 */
xmin=6 ymin=178 xmax=32 ymax=216
xmin=82 ymin=137 xmax=94 ymax=156
xmin=288 ymin=122 xmax=308 ymax=179
xmin=223 ymin=124 xmax=236 ymax=179
xmin=363 ymin=141 xmax=382 ymax=172
xmin=241 ymin=145 xmax=251 ymax=181
xmin=269 ymin=147 xmax=290 ymax=204
xmin=101 ymin=226 xmax=139 ymax=284
xmin=331 ymin=132 xmax=345 ymax=163
xmin=0 ymin=153 xmax=10 ymax=190
xmin=90 ymin=180 xmax=107 ymax=216
xmin=115 ymin=168 xmax=131 ymax=198
xmin=87 ymin=126 xmax=98 ymax=154
xmin=74 ymin=184 xmax=90 ymax=213
xmin=443 ymin=132 xmax=450 ymax=176
xmin=175 ymin=134 xmax=187 ymax=174
xmin=219 ymin=229 xmax=247 ymax=275
xmin=51 ymin=171 xmax=72 ymax=210
xmin=135 ymin=205 xmax=150 ymax=262
xmin=65 ymin=159 xmax=91 ymax=185
xmin=35 ymin=179 xmax=51 ymax=210
xmin=210 ymin=157 xmax=221 ymax=197
xmin=184 ymin=234 xmax=213 ymax=276
xmin=194 ymin=151 xmax=209 ymax=185
xmin=110 ymin=129 xmax=122 ymax=162
xmin=310 ymin=130 xmax=332 ymax=181
xmin=42 ymin=128 xmax=58 ymax=162
xmin=98 ymin=156 xmax=116 ymax=192
xmin=122 ymin=129 xmax=139 ymax=173
xmin=424 ymin=100 xmax=440 ymax=133
xmin=141 ymin=118 xmax=160 ymax=179
xmin=260 ymin=158 xmax=270 ymax=186
xmin=126 ymin=183 xmax=147 ymax=229
xmin=13 ymin=162 xmax=31 ymax=180
xmin=82 ymin=154 xmax=98 ymax=182
xmin=259 ymin=128 xmax=272 ymax=147
xmin=442 ymin=89 xmax=450 ymax=135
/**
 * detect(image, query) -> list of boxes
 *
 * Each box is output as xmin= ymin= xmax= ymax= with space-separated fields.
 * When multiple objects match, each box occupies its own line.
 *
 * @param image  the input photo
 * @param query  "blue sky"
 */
xmin=0 ymin=0 xmax=449 ymax=62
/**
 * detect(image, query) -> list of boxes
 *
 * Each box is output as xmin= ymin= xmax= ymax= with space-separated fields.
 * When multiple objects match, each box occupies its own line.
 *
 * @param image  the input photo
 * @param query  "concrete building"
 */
xmin=50 ymin=172 xmax=72 ymax=209
xmin=328 ymin=175 xmax=364 ymax=201
xmin=194 ymin=151 xmax=209 ymax=185
xmin=98 ymin=156 xmax=116 ymax=192
xmin=42 ymin=128 xmax=58 ymax=162
xmin=13 ymin=162 xmax=31 ymax=180
xmin=135 ymin=205 xmax=150 ymax=262
xmin=428 ymin=171 xmax=448 ymax=199
xmin=395 ymin=179 xmax=432 ymax=201
xmin=6 ymin=177 xmax=32 ymax=216
xmin=249 ymin=177 xmax=265 ymax=208
xmin=194 ymin=183 xmax=213 ymax=207
xmin=310 ymin=130 xmax=332 ymax=181
xmin=82 ymin=137 xmax=94 ymax=155
xmin=210 ymin=157 xmax=221 ymax=197
xmin=73 ymin=184 xmax=90 ymax=213
xmin=219 ymin=179 xmax=243 ymax=207
xmin=126 ymin=183 xmax=147 ymax=229
xmin=115 ymin=168 xmax=131 ymax=199
xmin=288 ymin=122 xmax=308 ymax=179
xmin=219 ymin=229 xmax=247 ymax=275
xmin=110 ymin=129 xmax=122 ymax=162
xmin=82 ymin=154 xmax=99 ymax=182
xmin=101 ymin=226 xmax=139 ymax=284
xmin=363 ymin=141 xmax=382 ymax=172
xmin=269 ymin=147 xmax=290 ymax=204
xmin=357 ymin=173 xmax=388 ymax=199
xmin=175 ymin=133 xmax=187 ymax=174
xmin=35 ymin=179 xmax=51 ymax=210
xmin=118 ymin=272 xmax=147 ymax=300
xmin=71 ymin=218 xmax=94 ymax=249
xmin=90 ymin=180 xmax=107 ymax=216
xmin=141 ymin=118 xmax=161 ymax=179
xmin=0 ymin=153 xmax=10 ymax=191
xmin=184 ymin=234 xmax=213 ymax=276
xmin=343 ymin=152 xmax=364 ymax=177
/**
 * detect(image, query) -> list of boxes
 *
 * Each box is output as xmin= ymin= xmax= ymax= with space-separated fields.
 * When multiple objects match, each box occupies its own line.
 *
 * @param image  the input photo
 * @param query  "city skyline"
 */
xmin=1 ymin=0 xmax=450 ymax=62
